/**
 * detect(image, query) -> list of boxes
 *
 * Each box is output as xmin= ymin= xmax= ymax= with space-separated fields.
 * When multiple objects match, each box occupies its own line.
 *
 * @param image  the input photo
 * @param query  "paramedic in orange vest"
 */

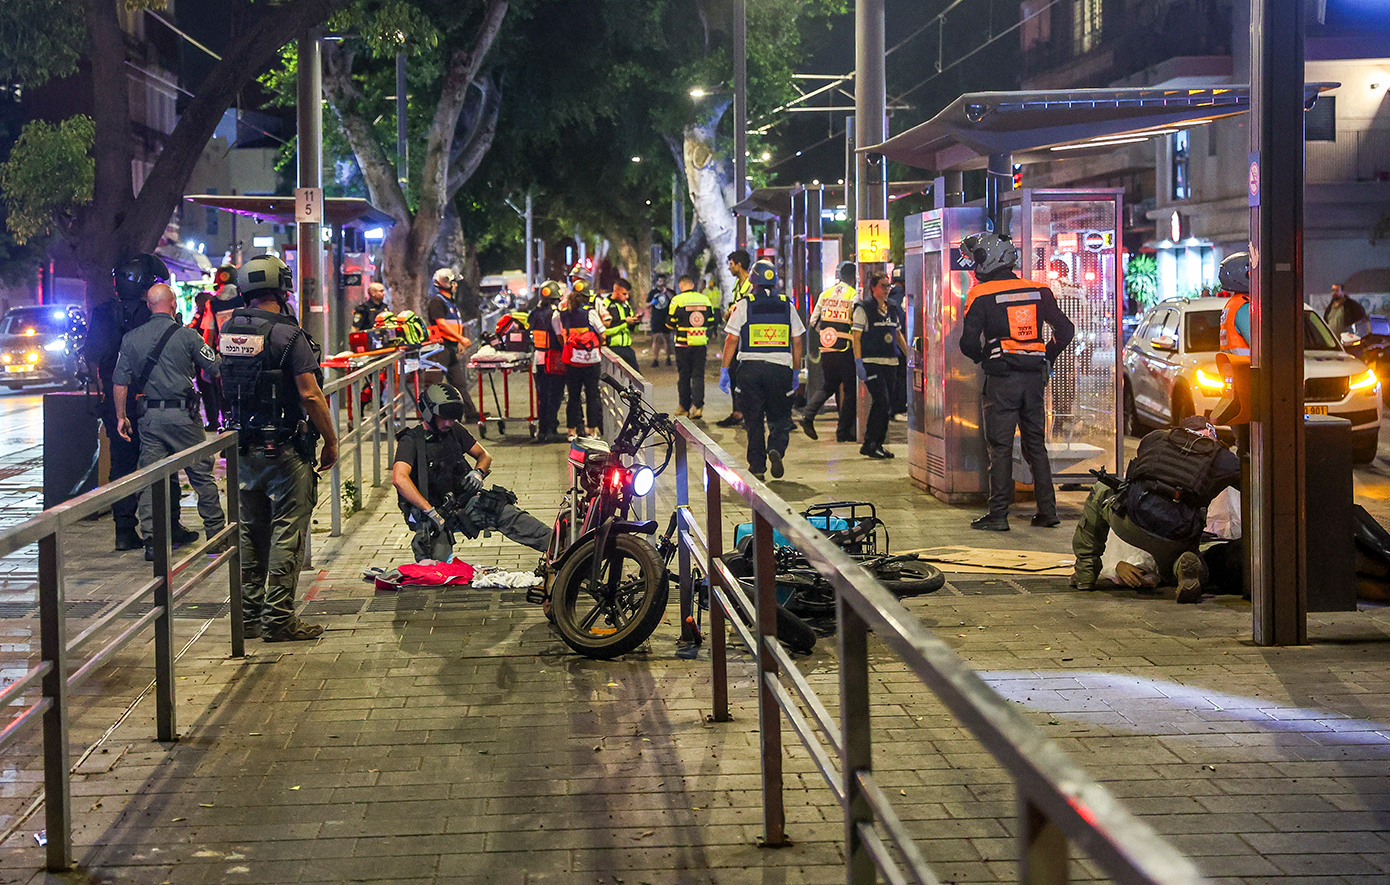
xmin=528 ymin=280 xmax=567 ymax=445
xmin=428 ymin=268 xmax=480 ymax=423
xmin=958 ymin=231 xmax=1075 ymax=532
xmin=1217 ymin=251 xmax=1251 ymax=357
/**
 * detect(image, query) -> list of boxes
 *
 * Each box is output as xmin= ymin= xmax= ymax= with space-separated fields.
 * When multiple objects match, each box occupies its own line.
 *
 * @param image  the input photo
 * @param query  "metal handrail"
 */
xmin=0 ymin=430 xmax=243 ymax=872
xmin=672 ymin=418 xmax=1208 ymax=885
xmin=599 ymin=348 xmax=657 ymax=521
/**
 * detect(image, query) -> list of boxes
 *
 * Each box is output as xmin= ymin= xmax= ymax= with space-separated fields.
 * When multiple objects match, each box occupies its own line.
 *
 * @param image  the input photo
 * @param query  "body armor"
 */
xmin=1126 ymin=428 xmax=1226 ymax=505
xmin=219 ymin=308 xmax=320 ymax=443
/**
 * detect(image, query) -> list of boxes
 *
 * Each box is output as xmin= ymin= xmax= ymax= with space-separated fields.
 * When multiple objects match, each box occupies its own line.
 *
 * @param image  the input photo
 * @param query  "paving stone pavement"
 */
xmin=0 ymin=346 xmax=1388 ymax=883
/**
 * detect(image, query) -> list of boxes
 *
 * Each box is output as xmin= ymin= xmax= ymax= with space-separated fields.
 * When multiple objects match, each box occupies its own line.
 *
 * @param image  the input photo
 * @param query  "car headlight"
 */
xmin=43 ymin=339 xmax=66 ymax=353
xmin=1194 ymin=366 xmax=1225 ymax=393
xmin=1350 ymin=367 xmax=1378 ymax=392
xmin=25 ymin=351 xmax=40 ymax=364
xmin=1 ymin=353 xmax=10 ymax=364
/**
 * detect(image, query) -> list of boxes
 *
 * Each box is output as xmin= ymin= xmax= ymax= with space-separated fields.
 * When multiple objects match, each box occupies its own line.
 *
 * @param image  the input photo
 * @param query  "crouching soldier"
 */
xmin=392 ymin=383 xmax=552 ymax=562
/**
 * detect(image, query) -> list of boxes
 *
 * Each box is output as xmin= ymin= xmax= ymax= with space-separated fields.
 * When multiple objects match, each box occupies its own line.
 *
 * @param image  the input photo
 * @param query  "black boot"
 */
xmin=115 ymin=527 xmax=143 ymax=551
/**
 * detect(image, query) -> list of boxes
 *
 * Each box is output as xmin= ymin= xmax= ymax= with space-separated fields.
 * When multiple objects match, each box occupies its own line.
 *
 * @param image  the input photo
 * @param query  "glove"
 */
xmin=792 ymin=371 xmax=801 ymax=393
xmin=424 ymin=507 xmax=446 ymax=530
xmin=718 ymin=367 xmax=731 ymax=394
xmin=463 ymin=469 xmax=485 ymax=493
xmin=855 ymin=359 xmax=868 ymax=382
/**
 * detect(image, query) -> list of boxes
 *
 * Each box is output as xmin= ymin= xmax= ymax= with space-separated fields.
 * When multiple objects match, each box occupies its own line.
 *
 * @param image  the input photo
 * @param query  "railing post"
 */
xmin=752 ymin=510 xmax=786 ymax=846
xmin=351 ymin=378 xmax=363 ymax=496
xmin=226 ymin=438 xmax=245 ymax=658
xmin=150 ymin=475 xmax=177 ymax=743
xmin=38 ymin=531 xmax=71 ymax=871
xmin=329 ymin=388 xmax=342 ymax=537
xmin=840 ymin=596 xmax=874 ymax=884
xmin=1019 ymin=796 xmax=1069 ymax=885
xmin=705 ymin=459 xmax=729 ymax=722
xmin=675 ymin=433 xmax=695 ymax=646
xmin=373 ymin=371 xmax=382 ymax=488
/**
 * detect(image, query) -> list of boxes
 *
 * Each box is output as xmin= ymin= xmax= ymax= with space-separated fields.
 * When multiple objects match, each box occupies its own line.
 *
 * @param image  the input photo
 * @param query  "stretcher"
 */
xmin=467 ymin=346 xmax=536 ymax=438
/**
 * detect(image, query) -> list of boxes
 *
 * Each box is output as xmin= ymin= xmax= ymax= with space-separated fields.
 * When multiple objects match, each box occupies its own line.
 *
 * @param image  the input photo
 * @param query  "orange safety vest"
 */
xmin=1219 ymin=291 xmax=1250 ymax=356
xmin=963 ymin=278 xmax=1049 ymax=357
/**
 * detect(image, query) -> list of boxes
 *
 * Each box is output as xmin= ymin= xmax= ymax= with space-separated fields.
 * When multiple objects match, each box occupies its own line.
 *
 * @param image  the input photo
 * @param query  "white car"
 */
xmin=1122 ymin=295 xmax=1382 ymax=463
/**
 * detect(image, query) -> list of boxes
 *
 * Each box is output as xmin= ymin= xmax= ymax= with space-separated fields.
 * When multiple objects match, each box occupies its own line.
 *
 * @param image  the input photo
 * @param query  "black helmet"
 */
xmin=417 ymin=382 xmax=466 ymax=424
xmin=750 ymin=259 xmax=778 ymax=289
xmin=959 ymin=231 xmax=1019 ymax=277
xmin=113 ymin=253 xmax=170 ymax=301
xmin=1218 ymin=252 xmax=1250 ymax=294
xmin=837 ymin=261 xmax=856 ymax=284
xmin=237 ymin=254 xmax=293 ymax=298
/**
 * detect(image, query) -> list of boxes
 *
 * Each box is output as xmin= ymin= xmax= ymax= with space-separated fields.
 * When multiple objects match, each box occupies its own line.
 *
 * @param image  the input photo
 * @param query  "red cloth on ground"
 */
xmin=396 ymin=561 xmax=475 ymax=585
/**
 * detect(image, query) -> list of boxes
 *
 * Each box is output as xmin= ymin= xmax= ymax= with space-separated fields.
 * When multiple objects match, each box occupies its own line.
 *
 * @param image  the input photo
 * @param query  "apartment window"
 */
xmin=1072 ymin=0 xmax=1103 ymax=54
xmin=1171 ymin=130 xmax=1191 ymax=201
xmin=1305 ymin=95 xmax=1336 ymax=142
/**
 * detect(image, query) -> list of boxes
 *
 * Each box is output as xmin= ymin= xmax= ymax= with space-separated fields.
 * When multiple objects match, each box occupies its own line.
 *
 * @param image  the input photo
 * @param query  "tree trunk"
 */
xmin=683 ymin=99 xmax=737 ymax=300
xmin=673 ymin=222 xmax=707 ymax=285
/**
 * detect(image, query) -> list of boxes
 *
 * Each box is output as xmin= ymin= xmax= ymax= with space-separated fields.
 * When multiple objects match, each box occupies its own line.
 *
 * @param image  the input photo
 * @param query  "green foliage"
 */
xmin=1125 ymin=253 xmax=1159 ymax=309
xmin=0 ymin=116 xmax=95 ymax=244
xmin=341 ymin=479 xmax=362 ymax=513
xmin=0 ymin=0 xmax=84 ymax=87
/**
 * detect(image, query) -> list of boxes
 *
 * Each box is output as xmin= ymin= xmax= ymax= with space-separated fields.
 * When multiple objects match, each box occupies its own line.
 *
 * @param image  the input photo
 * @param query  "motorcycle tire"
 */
xmin=877 ymin=560 xmax=945 ymax=596
xmin=552 ymin=533 xmax=669 ymax=659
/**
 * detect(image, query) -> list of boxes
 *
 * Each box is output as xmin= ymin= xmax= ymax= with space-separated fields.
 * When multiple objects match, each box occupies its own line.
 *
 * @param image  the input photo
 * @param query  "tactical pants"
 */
xmin=409 ymin=502 xmax=553 ymax=562
xmin=238 ymin=449 xmax=315 ymax=632
xmin=565 ymin=363 xmax=602 ymax=433
xmin=804 ymin=350 xmax=857 ymax=441
xmin=736 ymin=361 xmax=793 ymax=474
xmin=100 ymin=402 xmax=178 ymax=537
xmin=136 ymin=408 xmax=225 ymax=540
xmin=983 ymin=368 xmax=1056 ymax=520
xmin=1071 ymin=481 xmax=1196 ymax=587
xmin=675 ymin=346 xmax=706 ymax=410
xmin=861 ymin=363 xmax=892 ymax=453
xmin=535 ymin=370 xmax=564 ymax=437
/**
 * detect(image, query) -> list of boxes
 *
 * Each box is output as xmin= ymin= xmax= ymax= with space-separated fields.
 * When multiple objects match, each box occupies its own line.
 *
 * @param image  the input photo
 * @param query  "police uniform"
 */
xmin=113 ymin=314 xmax=226 ymax=548
xmin=352 ymin=297 xmax=389 ymax=331
xmin=803 ymin=280 xmax=858 ymax=441
xmin=667 ymin=288 xmax=715 ymax=412
xmin=394 ymin=423 xmax=552 ymax=561
xmin=425 ymin=291 xmax=480 ymax=422
xmin=220 ymin=305 xmax=324 ymax=639
xmin=602 ymin=297 xmax=639 ymax=371
xmin=959 ymin=274 xmax=1075 ymax=523
xmin=725 ymin=289 xmax=805 ymax=476
xmin=528 ymin=298 xmax=565 ymax=441
xmin=852 ymin=298 xmax=905 ymax=456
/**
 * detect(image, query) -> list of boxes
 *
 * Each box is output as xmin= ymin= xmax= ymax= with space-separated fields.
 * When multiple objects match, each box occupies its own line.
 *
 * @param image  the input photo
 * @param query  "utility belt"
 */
xmin=408 ymin=484 xmax=518 ymax=541
xmin=238 ymin=421 xmax=318 ymax=461
xmin=133 ymin=395 xmax=199 ymax=419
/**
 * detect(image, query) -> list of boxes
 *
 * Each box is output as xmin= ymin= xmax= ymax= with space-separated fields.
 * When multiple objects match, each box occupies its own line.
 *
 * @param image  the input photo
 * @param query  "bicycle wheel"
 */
xmin=552 ymin=533 xmax=669 ymax=659
xmin=877 ymin=560 xmax=945 ymax=596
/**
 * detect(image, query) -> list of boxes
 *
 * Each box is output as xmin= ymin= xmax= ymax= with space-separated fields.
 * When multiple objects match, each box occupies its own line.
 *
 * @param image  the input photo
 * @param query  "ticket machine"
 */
xmin=904 ymin=189 xmax=1124 ymax=503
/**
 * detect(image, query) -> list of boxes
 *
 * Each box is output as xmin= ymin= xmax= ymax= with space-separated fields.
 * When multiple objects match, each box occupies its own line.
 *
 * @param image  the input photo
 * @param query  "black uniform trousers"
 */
xmin=675 ymin=345 xmax=707 ymax=410
xmin=982 ymin=366 xmax=1057 ymax=521
xmin=609 ymin=345 xmax=638 ymax=372
xmin=861 ymin=363 xmax=892 ymax=453
xmin=735 ymin=360 xmax=793 ymax=474
xmin=535 ymin=370 xmax=564 ymax=437
xmin=565 ymin=362 xmax=602 ymax=432
xmin=804 ymin=349 xmax=857 ymax=441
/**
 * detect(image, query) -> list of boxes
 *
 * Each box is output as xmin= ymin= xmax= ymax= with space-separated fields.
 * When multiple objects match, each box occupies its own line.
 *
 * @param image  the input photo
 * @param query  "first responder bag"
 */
xmin=562 ymin=327 xmax=601 ymax=364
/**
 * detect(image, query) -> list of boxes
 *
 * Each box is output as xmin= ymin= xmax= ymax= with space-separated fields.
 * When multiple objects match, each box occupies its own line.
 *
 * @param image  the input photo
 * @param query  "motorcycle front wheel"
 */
xmin=552 ymin=533 xmax=669 ymax=659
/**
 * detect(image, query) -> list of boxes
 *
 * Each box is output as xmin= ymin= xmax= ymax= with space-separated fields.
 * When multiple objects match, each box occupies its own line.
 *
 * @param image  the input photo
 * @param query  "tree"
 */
xmin=0 ymin=0 xmax=356 ymax=306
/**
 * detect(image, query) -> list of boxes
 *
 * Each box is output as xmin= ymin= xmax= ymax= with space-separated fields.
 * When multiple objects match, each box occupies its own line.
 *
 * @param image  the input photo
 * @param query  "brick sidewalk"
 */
xmin=0 ymin=353 xmax=1387 ymax=883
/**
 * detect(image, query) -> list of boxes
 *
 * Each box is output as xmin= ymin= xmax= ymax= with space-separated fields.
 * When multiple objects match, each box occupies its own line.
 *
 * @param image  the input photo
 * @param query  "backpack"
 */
xmin=562 ymin=327 xmax=601 ymax=364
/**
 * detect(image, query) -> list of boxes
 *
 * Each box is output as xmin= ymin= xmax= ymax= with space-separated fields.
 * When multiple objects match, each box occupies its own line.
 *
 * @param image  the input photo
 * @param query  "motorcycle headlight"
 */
xmin=44 ymin=339 xmax=66 ymax=353
xmin=631 ymin=466 xmax=655 ymax=497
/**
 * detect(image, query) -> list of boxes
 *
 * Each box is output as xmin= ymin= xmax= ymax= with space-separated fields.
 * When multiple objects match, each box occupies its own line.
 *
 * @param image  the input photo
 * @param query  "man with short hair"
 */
xmin=667 ymin=275 xmax=716 ymax=418
xmin=1323 ymin=282 xmax=1367 ymax=339
xmin=601 ymin=278 xmax=640 ymax=371
xmin=352 ymin=282 xmax=390 ymax=331
xmin=715 ymin=250 xmax=753 ymax=428
xmin=802 ymin=261 xmax=859 ymax=442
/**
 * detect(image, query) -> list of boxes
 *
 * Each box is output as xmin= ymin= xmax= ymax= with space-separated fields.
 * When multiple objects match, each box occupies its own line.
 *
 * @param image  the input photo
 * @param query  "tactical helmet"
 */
xmin=417 ymin=382 xmax=466 ymax=424
xmin=837 ymin=261 xmax=857 ymax=285
xmin=113 ymin=253 xmax=171 ymax=301
xmin=959 ymin=231 xmax=1019 ymax=277
xmin=433 ymin=268 xmax=458 ymax=290
xmin=750 ymin=259 xmax=778 ymax=289
xmin=537 ymin=280 xmax=563 ymax=302
xmin=1218 ymin=251 xmax=1250 ymax=294
xmin=237 ymin=254 xmax=293 ymax=297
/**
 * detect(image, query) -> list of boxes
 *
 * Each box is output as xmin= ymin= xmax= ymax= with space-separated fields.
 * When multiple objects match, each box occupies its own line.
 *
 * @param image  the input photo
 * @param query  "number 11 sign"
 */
xmin=856 ymin=219 xmax=890 ymax=263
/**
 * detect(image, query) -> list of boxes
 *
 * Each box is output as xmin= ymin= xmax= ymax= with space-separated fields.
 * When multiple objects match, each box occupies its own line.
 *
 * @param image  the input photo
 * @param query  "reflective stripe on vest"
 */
xmin=738 ymin=293 xmax=792 ymax=354
xmin=671 ymin=292 xmax=713 ymax=347
xmin=964 ymin=278 xmax=1049 ymax=358
xmin=814 ymin=282 xmax=856 ymax=353
xmin=1220 ymin=292 xmax=1251 ymax=356
xmin=858 ymin=302 xmax=902 ymax=361
xmin=605 ymin=301 xmax=634 ymax=346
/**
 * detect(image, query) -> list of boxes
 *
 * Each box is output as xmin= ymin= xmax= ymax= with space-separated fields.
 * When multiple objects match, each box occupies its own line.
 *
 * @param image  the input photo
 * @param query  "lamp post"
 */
xmin=733 ymin=0 xmax=747 ymax=249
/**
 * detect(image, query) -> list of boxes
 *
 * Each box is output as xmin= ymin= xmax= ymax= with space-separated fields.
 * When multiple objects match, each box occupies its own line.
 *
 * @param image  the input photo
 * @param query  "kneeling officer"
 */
xmin=393 ymin=383 xmax=552 ymax=562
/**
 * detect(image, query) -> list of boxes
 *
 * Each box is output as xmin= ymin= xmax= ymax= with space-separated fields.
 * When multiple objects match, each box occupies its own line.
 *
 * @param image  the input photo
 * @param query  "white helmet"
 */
xmin=959 ymin=231 xmax=1018 ymax=277
xmin=433 ymin=268 xmax=458 ymax=289
xmin=1218 ymin=252 xmax=1250 ymax=294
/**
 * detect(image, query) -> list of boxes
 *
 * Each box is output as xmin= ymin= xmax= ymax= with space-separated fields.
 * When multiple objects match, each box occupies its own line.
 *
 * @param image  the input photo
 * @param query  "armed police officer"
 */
xmin=601 ymin=278 xmax=640 ymax=371
xmin=801 ymin=261 xmax=859 ymax=443
xmin=220 ymin=255 xmax=338 ymax=642
xmin=719 ymin=260 xmax=804 ymax=481
xmin=112 ymin=283 xmax=226 ymax=561
xmin=529 ymin=280 xmax=567 ymax=444
xmin=392 ymin=383 xmax=552 ymax=562
xmin=85 ymin=254 xmax=190 ymax=551
xmin=352 ymin=282 xmax=390 ymax=331
xmin=959 ymin=231 xmax=1075 ymax=532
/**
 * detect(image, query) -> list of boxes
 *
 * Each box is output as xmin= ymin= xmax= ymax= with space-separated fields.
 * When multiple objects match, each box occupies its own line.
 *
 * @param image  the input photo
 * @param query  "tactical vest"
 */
xmin=670 ymin=292 xmax=713 ymax=347
xmin=738 ymin=291 xmax=792 ymax=355
xmin=813 ymin=282 xmax=856 ymax=353
xmin=86 ymin=297 xmax=152 ymax=389
xmin=219 ymin=308 xmax=318 ymax=435
xmin=397 ymin=424 xmax=470 ymax=516
xmin=964 ymin=278 xmax=1049 ymax=368
xmin=1219 ymin=292 xmax=1250 ymax=356
xmin=1125 ymin=428 xmax=1226 ymax=505
xmin=605 ymin=300 xmax=634 ymax=347
xmin=858 ymin=301 xmax=902 ymax=361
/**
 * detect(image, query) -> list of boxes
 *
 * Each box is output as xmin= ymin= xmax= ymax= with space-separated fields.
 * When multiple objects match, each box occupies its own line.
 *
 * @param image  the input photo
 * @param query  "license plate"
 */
xmin=4 ymin=365 xmax=29 ymax=373
xmin=1305 ymin=404 xmax=1329 ymax=415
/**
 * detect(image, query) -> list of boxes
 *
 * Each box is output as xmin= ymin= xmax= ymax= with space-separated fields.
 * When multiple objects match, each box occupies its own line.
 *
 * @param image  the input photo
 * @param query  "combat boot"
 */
xmin=115 ymin=527 xmax=144 ymax=551
xmin=264 ymin=619 xmax=325 ymax=642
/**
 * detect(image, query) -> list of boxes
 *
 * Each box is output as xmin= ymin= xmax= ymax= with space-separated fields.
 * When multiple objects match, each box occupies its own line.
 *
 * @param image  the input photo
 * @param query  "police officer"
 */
xmin=719 ymin=260 xmax=805 ymax=481
xmin=392 ymin=383 xmax=552 ymax=562
xmin=528 ymin=280 xmax=567 ymax=444
xmin=220 ymin=255 xmax=339 ymax=642
xmin=667 ymin=275 xmax=716 ymax=418
xmin=958 ymin=230 xmax=1075 ymax=532
xmin=715 ymin=250 xmax=754 ymax=428
xmin=801 ymin=262 xmax=859 ymax=442
xmin=112 ymin=282 xmax=226 ymax=561
xmin=84 ymin=254 xmax=191 ymax=551
xmin=601 ymin=278 xmax=640 ymax=371
xmin=427 ymin=269 xmax=481 ymax=423
xmin=853 ymin=272 xmax=910 ymax=459
xmin=352 ymin=282 xmax=390 ymax=331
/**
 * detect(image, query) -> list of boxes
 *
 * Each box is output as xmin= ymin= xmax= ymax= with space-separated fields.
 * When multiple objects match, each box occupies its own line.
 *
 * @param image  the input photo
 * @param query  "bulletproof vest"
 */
xmin=398 ymin=425 xmax=471 ymax=514
xmin=738 ymin=291 xmax=792 ymax=355
xmin=86 ymin=297 xmax=152 ymax=388
xmin=858 ymin=301 xmax=902 ymax=360
xmin=1125 ymin=428 xmax=1225 ymax=505
xmin=219 ymin=308 xmax=317 ymax=433
xmin=814 ymin=282 xmax=855 ymax=353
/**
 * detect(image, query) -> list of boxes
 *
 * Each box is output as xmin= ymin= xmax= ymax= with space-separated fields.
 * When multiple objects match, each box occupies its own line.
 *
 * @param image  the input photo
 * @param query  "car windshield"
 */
xmin=1185 ymin=310 xmax=1223 ymax=352
xmin=1304 ymin=309 xmax=1340 ymax=351
xmin=0 ymin=308 xmax=67 ymax=336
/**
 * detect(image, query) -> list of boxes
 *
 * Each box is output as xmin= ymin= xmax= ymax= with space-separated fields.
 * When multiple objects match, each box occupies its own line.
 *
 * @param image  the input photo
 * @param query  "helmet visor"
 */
xmin=434 ymin=400 xmax=465 ymax=421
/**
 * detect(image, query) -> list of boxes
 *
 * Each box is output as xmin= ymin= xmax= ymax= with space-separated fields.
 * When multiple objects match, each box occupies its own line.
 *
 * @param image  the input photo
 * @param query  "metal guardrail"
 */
xmin=599 ymin=348 xmax=657 ymax=522
xmin=672 ymin=418 xmax=1208 ymax=885
xmin=0 ymin=431 xmax=243 ymax=872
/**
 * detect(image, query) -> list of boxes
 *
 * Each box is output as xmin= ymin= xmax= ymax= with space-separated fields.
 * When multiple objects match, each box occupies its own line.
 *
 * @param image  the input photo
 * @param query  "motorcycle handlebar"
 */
xmin=600 ymin=375 xmax=624 ymax=391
